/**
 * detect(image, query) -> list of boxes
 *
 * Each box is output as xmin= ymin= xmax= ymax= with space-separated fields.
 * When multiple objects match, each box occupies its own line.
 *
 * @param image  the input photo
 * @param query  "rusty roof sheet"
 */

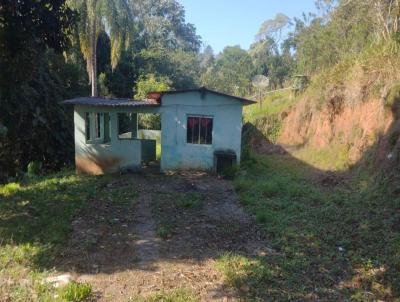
xmin=147 ymin=86 xmax=256 ymax=105
xmin=62 ymin=97 xmax=160 ymax=107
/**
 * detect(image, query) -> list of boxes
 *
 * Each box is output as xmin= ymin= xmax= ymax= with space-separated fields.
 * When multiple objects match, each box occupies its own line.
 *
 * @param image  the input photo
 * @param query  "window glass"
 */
xmin=187 ymin=116 xmax=213 ymax=145
xmin=118 ymin=113 xmax=137 ymax=139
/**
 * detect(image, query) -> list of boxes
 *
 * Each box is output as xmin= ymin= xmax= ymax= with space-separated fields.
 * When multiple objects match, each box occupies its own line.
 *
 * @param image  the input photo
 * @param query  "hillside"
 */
xmin=247 ymin=43 xmax=400 ymax=176
xmin=238 ymin=43 xmax=400 ymax=300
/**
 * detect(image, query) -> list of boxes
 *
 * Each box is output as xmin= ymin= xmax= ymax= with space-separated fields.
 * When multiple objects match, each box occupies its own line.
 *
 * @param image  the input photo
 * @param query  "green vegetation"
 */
xmin=244 ymin=90 xmax=294 ymax=123
xmin=59 ymin=282 xmax=92 ymax=302
xmin=176 ymin=192 xmax=203 ymax=209
xmin=130 ymin=288 xmax=199 ymax=302
xmin=0 ymin=170 xmax=137 ymax=300
xmin=156 ymin=225 xmax=173 ymax=240
xmin=242 ymin=90 xmax=294 ymax=143
xmin=3 ymin=0 xmax=400 ymax=182
xmin=156 ymin=143 xmax=162 ymax=161
xmin=216 ymin=253 xmax=274 ymax=295
xmin=0 ymin=0 xmax=201 ymax=181
xmin=228 ymin=153 xmax=400 ymax=300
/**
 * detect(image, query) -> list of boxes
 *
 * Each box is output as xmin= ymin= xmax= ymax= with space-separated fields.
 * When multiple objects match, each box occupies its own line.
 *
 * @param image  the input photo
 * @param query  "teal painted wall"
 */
xmin=160 ymin=91 xmax=243 ymax=171
xmin=73 ymin=92 xmax=245 ymax=174
xmin=74 ymin=106 xmax=159 ymax=174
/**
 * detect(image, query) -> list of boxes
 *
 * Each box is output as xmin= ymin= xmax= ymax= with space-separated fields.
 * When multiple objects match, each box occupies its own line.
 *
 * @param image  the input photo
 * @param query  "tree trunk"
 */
xmin=90 ymin=3 xmax=98 ymax=97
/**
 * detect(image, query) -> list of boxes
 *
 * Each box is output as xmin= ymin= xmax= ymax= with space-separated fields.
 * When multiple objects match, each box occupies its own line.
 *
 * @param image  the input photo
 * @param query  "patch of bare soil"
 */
xmin=55 ymin=171 xmax=270 ymax=301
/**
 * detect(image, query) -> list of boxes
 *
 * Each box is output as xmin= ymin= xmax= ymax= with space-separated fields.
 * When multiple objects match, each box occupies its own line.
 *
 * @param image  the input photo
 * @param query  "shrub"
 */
xmin=27 ymin=161 xmax=42 ymax=177
xmin=222 ymin=164 xmax=240 ymax=180
xmin=59 ymin=282 xmax=92 ymax=302
xmin=156 ymin=225 xmax=173 ymax=239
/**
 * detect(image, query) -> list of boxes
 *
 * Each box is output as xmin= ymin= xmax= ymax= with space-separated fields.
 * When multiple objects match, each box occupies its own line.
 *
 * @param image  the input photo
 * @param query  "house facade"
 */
xmin=63 ymin=87 xmax=254 ymax=174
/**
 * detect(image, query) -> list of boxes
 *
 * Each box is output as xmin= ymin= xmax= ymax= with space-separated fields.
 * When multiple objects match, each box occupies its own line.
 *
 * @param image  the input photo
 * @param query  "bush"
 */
xmin=222 ymin=164 xmax=240 ymax=180
xmin=27 ymin=161 xmax=42 ymax=177
xmin=59 ymin=282 xmax=92 ymax=302
xmin=156 ymin=225 xmax=173 ymax=239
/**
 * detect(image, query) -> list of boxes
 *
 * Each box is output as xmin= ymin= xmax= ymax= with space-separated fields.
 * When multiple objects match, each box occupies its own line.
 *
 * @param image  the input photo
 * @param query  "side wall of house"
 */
xmin=160 ymin=91 xmax=243 ymax=171
xmin=74 ymin=105 xmax=159 ymax=174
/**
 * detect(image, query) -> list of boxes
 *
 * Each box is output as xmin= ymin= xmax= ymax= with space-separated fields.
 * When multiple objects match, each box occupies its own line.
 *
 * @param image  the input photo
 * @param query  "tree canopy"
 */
xmin=1 ymin=0 xmax=400 ymax=179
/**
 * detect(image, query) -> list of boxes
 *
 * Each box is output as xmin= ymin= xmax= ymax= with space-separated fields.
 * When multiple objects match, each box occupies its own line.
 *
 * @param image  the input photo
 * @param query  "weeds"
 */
xmin=216 ymin=253 xmax=275 ymax=296
xmin=130 ymin=288 xmax=199 ymax=302
xmin=0 ymin=170 xmax=136 ymax=300
xmin=156 ymin=225 xmax=173 ymax=239
xmin=59 ymin=282 xmax=92 ymax=302
xmin=230 ymin=152 xmax=400 ymax=300
xmin=176 ymin=192 xmax=203 ymax=209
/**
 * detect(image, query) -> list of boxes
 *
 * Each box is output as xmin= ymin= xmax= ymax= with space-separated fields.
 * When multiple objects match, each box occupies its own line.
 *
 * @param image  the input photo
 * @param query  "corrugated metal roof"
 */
xmin=62 ymin=97 xmax=160 ymax=107
xmin=147 ymin=86 xmax=256 ymax=105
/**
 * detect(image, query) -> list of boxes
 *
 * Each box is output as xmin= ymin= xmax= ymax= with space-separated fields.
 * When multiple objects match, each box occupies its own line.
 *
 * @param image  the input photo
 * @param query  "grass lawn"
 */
xmin=220 ymin=153 xmax=400 ymax=300
xmin=0 ymin=170 xmax=136 ymax=301
xmin=244 ymin=90 xmax=295 ymax=123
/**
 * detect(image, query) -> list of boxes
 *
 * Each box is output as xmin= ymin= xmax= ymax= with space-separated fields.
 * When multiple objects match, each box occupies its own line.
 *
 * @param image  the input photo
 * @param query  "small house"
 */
xmin=63 ymin=87 xmax=255 ymax=174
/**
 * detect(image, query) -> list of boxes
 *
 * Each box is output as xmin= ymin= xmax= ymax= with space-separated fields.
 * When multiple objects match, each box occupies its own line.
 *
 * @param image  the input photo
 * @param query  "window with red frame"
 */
xmin=187 ymin=116 xmax=213 ymax=145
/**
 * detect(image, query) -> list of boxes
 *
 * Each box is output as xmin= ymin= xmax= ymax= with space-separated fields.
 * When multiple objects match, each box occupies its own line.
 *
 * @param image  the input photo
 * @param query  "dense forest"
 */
xmin=1 ymin=0 xmax=399 ymax=180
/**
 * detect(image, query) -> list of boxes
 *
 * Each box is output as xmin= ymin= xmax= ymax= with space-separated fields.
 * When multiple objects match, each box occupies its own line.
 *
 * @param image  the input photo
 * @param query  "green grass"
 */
xmin=59 ymin=282 xmax=92 ymax=302
xmin=176 ymin=192 xmax=203 ymax=209
xmin=244 ymin=90 xmax=295 ymax=123
xmin=228 ymin=153 xmax=400 ymax=300
xmin=292 ymin=142 xmax=351 ymax=171
xmin=130 ymin=288 xmax=199 ymax=302
xmin=0 ymin=170 xmax=138 ymax=300
xmin=216 ymin=253 xmax=275 ymax=296
xmin=156 ymin=225 xmax=173 ymax=239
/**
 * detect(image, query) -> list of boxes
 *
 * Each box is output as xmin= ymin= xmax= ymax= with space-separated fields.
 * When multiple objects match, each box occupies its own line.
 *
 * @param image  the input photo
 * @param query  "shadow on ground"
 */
xmin=1 ymin=99 xmax=400 ymax=301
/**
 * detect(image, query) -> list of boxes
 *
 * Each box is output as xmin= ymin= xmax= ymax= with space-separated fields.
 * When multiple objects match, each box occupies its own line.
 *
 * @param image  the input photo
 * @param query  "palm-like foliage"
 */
xmin=68 ymin=0 xmax=134 ymax=96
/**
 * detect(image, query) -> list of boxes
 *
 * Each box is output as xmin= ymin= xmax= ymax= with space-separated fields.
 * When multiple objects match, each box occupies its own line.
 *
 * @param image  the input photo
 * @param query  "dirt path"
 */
xmin=56 ymin=171 xmax=270 ymax=301
xmin=134 ymin=193 xmax=159 ymax=268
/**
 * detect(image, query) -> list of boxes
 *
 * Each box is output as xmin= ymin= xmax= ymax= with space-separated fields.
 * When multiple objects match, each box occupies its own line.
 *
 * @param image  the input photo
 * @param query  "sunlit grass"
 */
xmin=230 ymin=152 xmax=400 ymax=300
xmin=0 ymin=170 xmax=138 ymax=300
xmin=244 ymin=90 xmax=295 ymax=123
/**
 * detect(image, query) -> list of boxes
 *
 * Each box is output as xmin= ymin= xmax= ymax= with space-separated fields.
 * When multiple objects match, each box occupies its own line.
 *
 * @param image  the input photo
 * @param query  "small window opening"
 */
xmin=187 ymin=116 xmax=213 ymax=145
xmin=85 ymin=112 xmax=91 ymax=141
xmin=103 ymin=113 xmax=111 ymax=143
xmin=118 ymin=113 xmax=137 ymax=139
xmin=94 ymin=113 xmax=101 ymax=139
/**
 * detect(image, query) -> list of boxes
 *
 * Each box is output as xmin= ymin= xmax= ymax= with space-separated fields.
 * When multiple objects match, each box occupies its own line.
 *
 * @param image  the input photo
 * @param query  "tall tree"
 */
xmin=68 ymin=0 xmax=134 ymax=96
xmin=201 ymin=46 xmax=255 ymax=97
xmin=0 ymin=0 xmax=80 ymax=179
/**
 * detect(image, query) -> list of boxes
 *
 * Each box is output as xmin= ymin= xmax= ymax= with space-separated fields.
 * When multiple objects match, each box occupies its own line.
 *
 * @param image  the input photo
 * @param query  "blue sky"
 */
xmin=179 ymin=0 xmax=318 ymax=53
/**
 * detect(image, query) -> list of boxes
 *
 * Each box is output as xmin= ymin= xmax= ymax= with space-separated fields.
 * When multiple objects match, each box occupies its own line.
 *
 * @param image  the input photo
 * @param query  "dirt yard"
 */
xmin=56 ymin=169 xmax=271 ymax=301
